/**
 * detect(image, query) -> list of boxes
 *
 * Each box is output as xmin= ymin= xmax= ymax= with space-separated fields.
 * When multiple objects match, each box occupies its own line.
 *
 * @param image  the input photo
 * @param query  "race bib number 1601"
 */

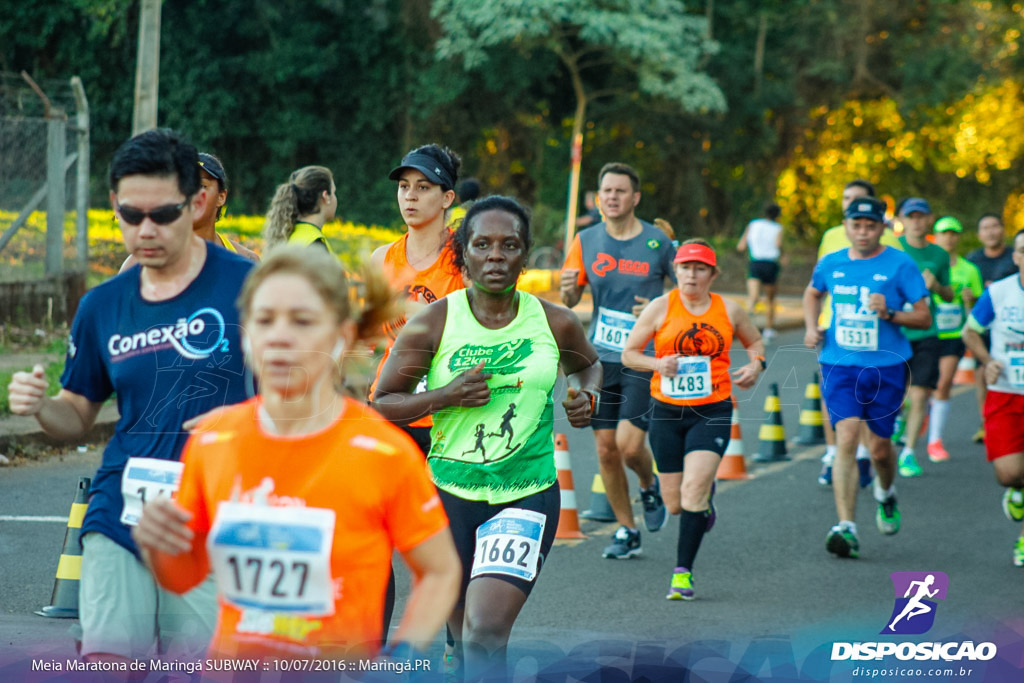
xmin=593 ymin=308 xmax=636 ymax=352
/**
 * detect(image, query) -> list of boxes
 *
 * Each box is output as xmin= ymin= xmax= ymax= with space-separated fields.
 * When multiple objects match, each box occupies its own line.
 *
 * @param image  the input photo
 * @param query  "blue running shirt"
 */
xmin=810 ymin=247 xmax=929 ymax=367
xmin=61 ymin=244 xmax=254 ymax=555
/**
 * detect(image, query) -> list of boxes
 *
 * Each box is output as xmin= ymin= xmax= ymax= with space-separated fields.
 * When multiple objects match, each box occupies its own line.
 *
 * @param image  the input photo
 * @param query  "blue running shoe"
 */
xmin=641 ymin=479 xmax=668 ymax=532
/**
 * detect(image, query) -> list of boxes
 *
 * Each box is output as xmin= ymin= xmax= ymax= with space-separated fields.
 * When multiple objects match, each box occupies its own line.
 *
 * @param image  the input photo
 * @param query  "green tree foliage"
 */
xmin=431 ymin=0 xmax=725 ymax=243
xmin=432 ymin=0 xmax=725 ymax=114
xmin=4 ymin=0 xmax=1024 ymax=250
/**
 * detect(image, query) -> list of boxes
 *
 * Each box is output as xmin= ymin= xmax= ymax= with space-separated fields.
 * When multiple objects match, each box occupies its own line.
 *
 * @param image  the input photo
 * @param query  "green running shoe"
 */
xmin=898 ymin=450 xmax=922 ymax=478
xmin=666 ymin=567 xmax=695 ymax=600
xmin=826 ymin=524 xmax=859 ymax=558
xmin=443 ymin=650 xmax=463 ymax=683
xmin=1003 ymin=488 xmax=1024 ymax=523
xmin=876 ymin=495 xmax=901 ymax=535
xmin=1014 ymin=537 xmax=1024 ymax=568
xmin=891 ymin=413 xmax=906 ymax=445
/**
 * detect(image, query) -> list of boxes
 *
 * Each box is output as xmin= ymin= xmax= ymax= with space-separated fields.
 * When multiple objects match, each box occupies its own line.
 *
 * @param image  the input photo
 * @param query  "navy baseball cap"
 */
xmin=388 ymin=152 xmax=454 ymax=189
xmin=844 ymin=197 xmax=887 ymax=222
xmin=900 ymin=197 xmax=931 ymax=215
xmin=197 ymin=153 xmax=226 ymax=185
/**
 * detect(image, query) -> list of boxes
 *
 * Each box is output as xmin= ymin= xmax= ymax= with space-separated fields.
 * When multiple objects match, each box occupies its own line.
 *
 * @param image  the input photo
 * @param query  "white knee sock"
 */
xmin=929 ymin=399 xmax=949 ymax=444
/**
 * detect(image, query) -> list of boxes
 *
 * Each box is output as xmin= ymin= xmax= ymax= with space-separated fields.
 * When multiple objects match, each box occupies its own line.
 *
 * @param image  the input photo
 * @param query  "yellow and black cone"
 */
xmin=581 ymin=474 xmax=616 ymax=522
xmin=36 ymin=477 xmax=90 ymax=619
xmin=753 ymin=383 xmax=789 ymax=462
xmin=795 ymin=372 xmax=826 ymax=445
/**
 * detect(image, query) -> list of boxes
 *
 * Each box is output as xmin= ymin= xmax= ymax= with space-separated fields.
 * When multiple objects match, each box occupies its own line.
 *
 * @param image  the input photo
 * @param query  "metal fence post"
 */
xmin=72 ymin=77 xmax=90 ymax=271
xmin=46 ymin=108 xmax=67 ymax=276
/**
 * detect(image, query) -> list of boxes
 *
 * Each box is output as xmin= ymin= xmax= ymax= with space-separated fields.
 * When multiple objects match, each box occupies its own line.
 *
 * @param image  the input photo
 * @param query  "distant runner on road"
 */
xmin=623 ymin=239 xmax=764 ymax=600
xmin=804 ymin=197 xmax=931 ymax=559
xmin=963 ymin=228 xmax=1024 ymax=568
xmin=560 ymin=162 xmax=673 ymax=560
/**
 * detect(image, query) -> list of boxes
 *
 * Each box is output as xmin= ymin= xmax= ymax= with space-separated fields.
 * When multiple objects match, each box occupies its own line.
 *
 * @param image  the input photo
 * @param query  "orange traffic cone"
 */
xmin=554 ymin=433 xmax=585 ymax=539
xmin=717 ymin=397 xmax=751 ymax=480
xmin=954 ymin=351 xmax=976 ymax=385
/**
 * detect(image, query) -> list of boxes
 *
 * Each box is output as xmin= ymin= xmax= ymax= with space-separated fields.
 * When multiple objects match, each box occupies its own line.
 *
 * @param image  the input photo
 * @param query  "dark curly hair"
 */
xmin=450 ymin=195 xmax=532 ymax=272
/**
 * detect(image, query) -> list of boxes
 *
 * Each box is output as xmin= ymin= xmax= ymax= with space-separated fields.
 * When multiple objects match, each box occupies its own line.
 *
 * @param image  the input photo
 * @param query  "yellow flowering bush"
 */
xmin=0 ymin=209 xmax=403 ymax=277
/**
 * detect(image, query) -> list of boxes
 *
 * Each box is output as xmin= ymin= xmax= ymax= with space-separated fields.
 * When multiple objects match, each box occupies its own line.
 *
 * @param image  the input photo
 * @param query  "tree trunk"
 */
xmin=562 ymin=55 xmax=588 ymax=248
xmin=753 ymin=12 xmax=767 ymax=99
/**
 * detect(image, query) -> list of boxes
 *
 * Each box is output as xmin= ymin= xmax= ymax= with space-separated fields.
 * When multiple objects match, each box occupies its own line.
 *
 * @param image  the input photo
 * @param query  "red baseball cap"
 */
xmin=673 ymin=243 xmax=717 ymax=266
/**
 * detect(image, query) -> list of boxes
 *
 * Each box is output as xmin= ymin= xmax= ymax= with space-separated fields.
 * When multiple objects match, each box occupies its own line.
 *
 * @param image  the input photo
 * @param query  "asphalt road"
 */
xmin=1 ymin=328 xmax=1022 ymax=681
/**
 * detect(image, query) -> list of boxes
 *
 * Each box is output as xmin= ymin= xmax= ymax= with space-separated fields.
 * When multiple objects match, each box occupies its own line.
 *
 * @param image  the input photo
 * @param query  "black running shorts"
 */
xmin=647 ymin=399 xmax=733 ymax=473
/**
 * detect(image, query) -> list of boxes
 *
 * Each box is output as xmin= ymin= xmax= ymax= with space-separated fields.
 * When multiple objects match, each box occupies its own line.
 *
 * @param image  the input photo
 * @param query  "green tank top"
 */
xmin=934 ymin=255 xmax=983 ymax=339
xmin=427 ymin=289 xmax=559 ymax=503
xmin=288 ymin=222 xmax=332 ymax=252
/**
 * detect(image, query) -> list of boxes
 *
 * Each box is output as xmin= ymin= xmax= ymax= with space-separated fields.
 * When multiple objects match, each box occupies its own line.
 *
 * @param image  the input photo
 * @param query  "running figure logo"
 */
xmin=488 ymin=403 xmax=517 ymax=449
xmin=459 ymin=402 xmax=523 ymax=463
xmin=881 ymin=571 xmax=948 ymax=635
xmin=673 ymin=322 xmax=726 ymax=358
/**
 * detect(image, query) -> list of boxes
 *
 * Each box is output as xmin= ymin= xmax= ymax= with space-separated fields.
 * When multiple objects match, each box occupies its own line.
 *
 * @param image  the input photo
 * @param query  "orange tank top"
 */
xmin=651 ymin=291 xmax=733 ymax=406
xmin=371 ymin=233 xmax=465 ymax=427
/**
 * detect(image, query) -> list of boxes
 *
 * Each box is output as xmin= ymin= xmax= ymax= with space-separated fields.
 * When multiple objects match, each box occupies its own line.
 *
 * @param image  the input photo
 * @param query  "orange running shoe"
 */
xmin=927 ymin=440 xmax=950 ymax=462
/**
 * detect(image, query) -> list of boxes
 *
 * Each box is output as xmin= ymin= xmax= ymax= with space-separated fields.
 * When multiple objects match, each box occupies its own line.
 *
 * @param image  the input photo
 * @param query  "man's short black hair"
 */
xmin=108 ymin=128 xmax=201 ymax=197
xmin=979 ymin=213 xmax=1004 ymax=227
xmin=845 ymin=179 xmax=876 ymax=197
xmin=765 ymin=202 xmax=781 ymax=220
xmin=458 ymin=178 xmax=481 ymax=202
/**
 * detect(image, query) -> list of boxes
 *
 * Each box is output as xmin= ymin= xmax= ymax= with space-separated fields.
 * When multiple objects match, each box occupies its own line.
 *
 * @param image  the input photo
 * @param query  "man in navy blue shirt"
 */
xmin=803 ymin=197 xmax=931 ymax=559
xmin=8 ymin=129 xmax=254 ymax=662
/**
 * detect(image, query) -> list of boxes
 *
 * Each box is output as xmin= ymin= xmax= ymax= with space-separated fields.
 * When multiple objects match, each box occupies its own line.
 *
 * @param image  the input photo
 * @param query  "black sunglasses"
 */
xmin=116 ymin=200 xmax=188 ymax=226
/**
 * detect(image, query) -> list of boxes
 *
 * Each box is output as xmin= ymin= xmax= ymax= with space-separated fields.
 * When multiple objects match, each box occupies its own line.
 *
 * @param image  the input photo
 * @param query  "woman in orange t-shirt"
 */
xmin=368 ymin=143 xmax=467 ymax=648
xmin=370 ymin=143 xmax=467 ymax=453
xmin=132 ymin=246 xmax=460 ymax=661
xmin=622 ymin=239 xmax=764 ymax=602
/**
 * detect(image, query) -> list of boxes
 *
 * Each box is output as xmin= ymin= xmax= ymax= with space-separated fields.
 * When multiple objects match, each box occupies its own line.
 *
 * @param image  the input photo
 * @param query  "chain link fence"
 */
xmin=0 ymin=72 xmax=90 ymax=323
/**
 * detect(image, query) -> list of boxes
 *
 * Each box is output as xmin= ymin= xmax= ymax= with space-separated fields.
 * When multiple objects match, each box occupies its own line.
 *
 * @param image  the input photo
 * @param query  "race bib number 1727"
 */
xmin=208 ymin=503 xmax=336 ymax=616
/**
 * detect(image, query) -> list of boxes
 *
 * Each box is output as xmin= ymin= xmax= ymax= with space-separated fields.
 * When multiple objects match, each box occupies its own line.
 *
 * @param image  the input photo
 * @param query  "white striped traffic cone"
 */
xmin=716 ymin=397 xmax=751 ymax=480
xmin=954 ymin=351 xmax=976 ymax=385
xmin=554 ymin=433 xmax=585 ymax=539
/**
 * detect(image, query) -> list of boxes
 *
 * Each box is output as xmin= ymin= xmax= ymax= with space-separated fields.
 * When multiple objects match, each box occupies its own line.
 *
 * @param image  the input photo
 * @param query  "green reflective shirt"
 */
xmin=934 ymin=255 xmax=983 ymax=339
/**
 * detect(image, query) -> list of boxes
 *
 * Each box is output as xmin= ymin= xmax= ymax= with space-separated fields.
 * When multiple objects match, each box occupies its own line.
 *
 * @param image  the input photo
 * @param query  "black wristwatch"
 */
xmin=886 ymin=308 xmax=897 ymax=322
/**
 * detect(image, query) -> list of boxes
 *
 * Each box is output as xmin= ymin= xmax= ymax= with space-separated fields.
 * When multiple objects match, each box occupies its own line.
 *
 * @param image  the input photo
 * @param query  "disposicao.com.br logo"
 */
xmin=831 ymin=571 xmax=997 ymax=662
